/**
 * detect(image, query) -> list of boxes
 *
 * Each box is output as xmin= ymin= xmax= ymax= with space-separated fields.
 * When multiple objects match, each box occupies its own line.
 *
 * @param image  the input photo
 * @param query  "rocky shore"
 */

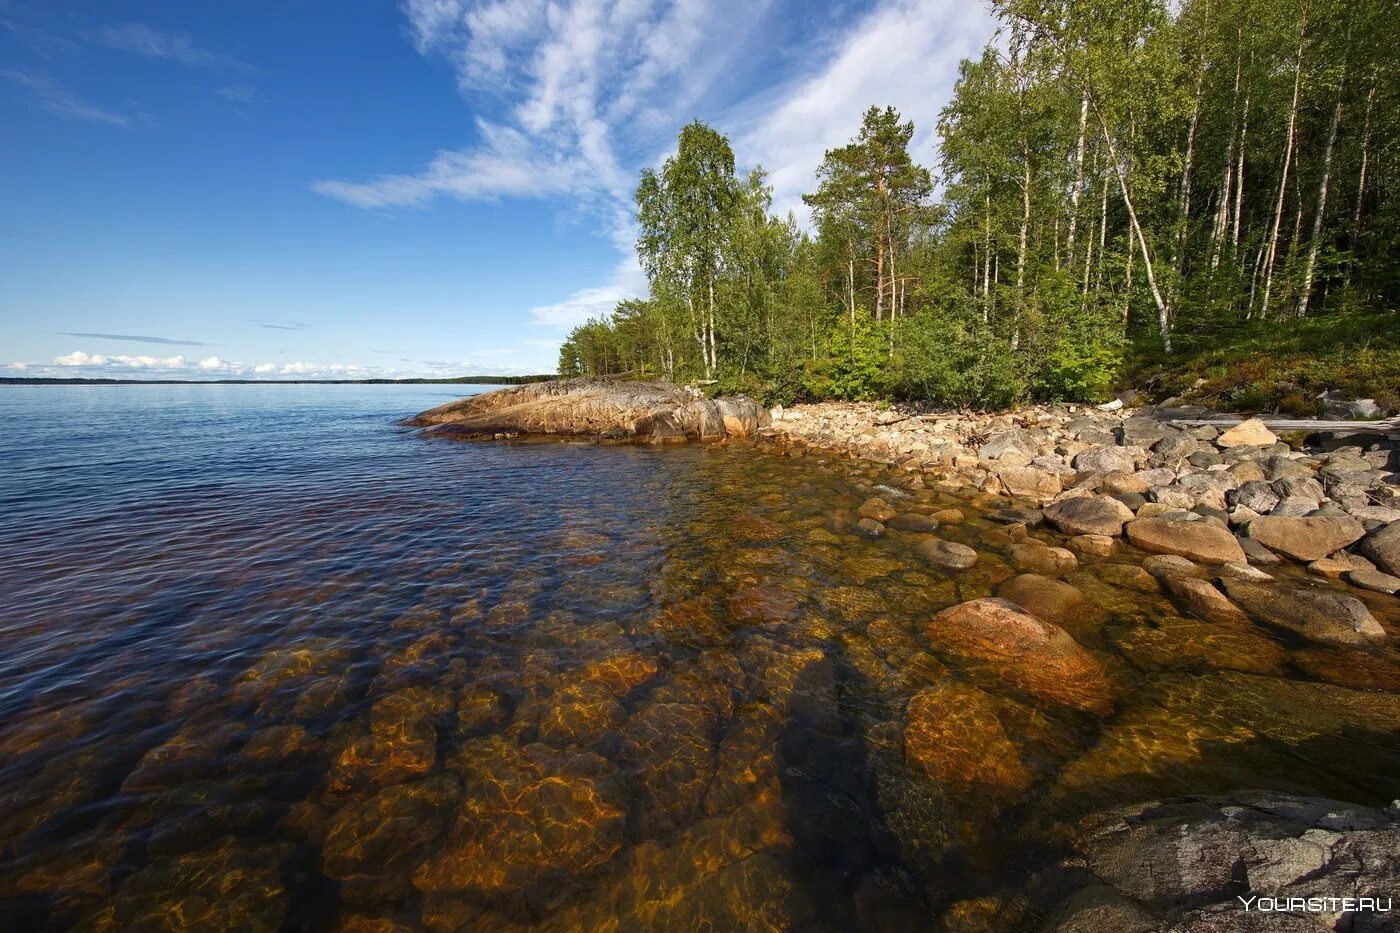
xmin=759 ymin=400 xmax=1400 ymax=605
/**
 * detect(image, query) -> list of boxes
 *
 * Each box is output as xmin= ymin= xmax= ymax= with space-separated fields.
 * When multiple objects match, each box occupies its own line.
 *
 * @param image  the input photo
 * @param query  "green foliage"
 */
xmin=559 ymin=0 xmax=1399 ymax=412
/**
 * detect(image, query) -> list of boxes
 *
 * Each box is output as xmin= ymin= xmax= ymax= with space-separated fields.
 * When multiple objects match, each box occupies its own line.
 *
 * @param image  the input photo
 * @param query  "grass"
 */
xmin=1128 ymin=311 xmax=1400 ymax=417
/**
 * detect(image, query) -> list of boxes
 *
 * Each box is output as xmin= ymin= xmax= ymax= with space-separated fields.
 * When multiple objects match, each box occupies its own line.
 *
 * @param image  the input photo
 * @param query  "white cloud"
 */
xmin=735 ymin=0 xmax=994 ymax=221
xmin=95 ymin=23 xmax=253 ymax=72
xmin=3 ymin=69 xmax=135 ymax=126
xmin=314 ymin=0 xmax=993 ymax=337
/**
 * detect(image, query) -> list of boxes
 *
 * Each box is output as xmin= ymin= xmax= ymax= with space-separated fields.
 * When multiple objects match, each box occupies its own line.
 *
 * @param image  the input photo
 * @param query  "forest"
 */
xmin=557 ymin=0 xmax=1400 ymax=412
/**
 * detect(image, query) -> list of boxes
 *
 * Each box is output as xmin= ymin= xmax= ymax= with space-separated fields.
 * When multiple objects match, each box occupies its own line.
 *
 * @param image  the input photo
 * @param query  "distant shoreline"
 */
xmin=0 ymin=375 xmax=556 ymax=387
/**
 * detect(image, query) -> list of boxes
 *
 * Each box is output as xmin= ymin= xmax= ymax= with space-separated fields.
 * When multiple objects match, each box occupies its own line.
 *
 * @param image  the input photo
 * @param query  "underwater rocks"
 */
xmin=920 ymin=598 xmax=1114 ymax=714
xmin=1219 ymin=578 xmax=1387 ymax=647
xmin=413 ymin=738 xmax=627 ymax=896
xmin=406 ymin=378 xmax=769 ymax=442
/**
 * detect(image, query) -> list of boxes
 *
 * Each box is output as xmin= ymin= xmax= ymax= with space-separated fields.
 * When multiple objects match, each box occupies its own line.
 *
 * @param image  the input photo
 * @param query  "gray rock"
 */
xmin=1347 ymin=568 xmax=1400 ymax=595
xmin=1219 ymin=577 xmax=1387 ymax=647
xmin=1187 ymin=449 xmax=1224 ymax=469
xmin=1272 ymin=475 xmax=1325 ymax=502
xmin=887 ymin=513 xmax=939 ymax=533
xmin=1044 ymin=496 xmax=1137 ymax=537
xmin=1237 ymin=537 xmax=1282 ymax=565
xmin=1265 ymin=456 xmax=1315 ymax=481
xmin=1319 ymin=391 xmax=1383 ymax=420
xmin=1359 ymin=521 xmax=1400 ymax=576
xmin=1229 ymin=481 xmax=1280 ymax=514
xmin=1153 ymin=434 xmax=1200 ymax=462
xmin=979 ymin=429 xmax=1044 ymax=460
xmin=853 ymin=517 xmax=885 ymax=538
xmin=1270 ymin=496 xmax=1321 ymax=517
xmin=915 ymin=537 xmax=979 ymax=571
xmin=1118 ymin=418 xmax=1169 ymax=449
xmin=1037 ymin=792 xmax=1400 ymax=933
xmin=1074 ymin=446 xmax=1137 ymax=475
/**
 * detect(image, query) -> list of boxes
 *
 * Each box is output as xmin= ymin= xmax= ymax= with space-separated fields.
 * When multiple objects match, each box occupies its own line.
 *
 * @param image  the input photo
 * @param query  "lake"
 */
xmin=2 ymin=384 xmax=1398 ymax=930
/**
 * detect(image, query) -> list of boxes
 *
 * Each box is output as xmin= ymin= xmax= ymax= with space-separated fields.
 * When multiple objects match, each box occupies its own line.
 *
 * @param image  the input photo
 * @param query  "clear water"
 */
xmin=1 ymin=385 xmax=1397 ymax=931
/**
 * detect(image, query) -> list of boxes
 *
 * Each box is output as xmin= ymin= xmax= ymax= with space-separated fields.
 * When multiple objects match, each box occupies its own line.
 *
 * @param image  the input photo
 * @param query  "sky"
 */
xmin=1 ymin=0 xmax=995 ymax=380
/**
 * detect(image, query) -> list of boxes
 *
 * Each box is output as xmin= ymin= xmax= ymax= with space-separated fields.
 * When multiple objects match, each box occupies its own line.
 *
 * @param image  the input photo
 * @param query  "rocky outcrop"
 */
xmin=1037 ymin=793 xmax=1400 ymax=933
xmin=1246 ymin=515 xmax=1366 ymax=562
xmin=408 ymin=378 xmax=769 ymax=442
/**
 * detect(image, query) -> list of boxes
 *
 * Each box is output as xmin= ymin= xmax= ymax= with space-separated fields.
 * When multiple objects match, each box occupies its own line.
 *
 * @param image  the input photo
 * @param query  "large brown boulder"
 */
xmin=920 ymin=598 xmax=1113 ymax=714
xmin=1246 ymin=515 xmax=1366 ymax=562
xmin=1125 ymin=518 xmax=1246 ymax=564
xmin=406 ymin=378 xmax=769 ymax=442
xmin=903 ymin=681 xmax=1031 ymax=801
xmin=1043 ymin=496 xmax=1136 ymax=537
xmin=1219 ymin=577 xmax=1387 ymax=647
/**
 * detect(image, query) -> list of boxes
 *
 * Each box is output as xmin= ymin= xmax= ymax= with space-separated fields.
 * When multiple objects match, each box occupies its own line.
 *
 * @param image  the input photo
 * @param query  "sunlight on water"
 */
xmin=0 ymin=385 xmax=1397 ymax=930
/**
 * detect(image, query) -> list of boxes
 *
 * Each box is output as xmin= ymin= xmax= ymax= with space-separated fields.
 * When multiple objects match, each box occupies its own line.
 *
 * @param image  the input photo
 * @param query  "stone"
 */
xmin=1359 ymin=521 xmax=1400 ymax=576
xmin=1032 ymin=793 xmax=1400 ymax=932
xmin=1219 ymin=578 xmax=1387 ymax=647
xmin=1125 ymin=518 xmax=1246 ymax=564
xmin=987 ymin=507 xmax=1044 ymax=527
xmin=903 ymin=681 xmax=1031 ymax=801
xmin=110 ymin=839 xmax=294 ymax=931
xmin=920 ymin=598 xmax=1112 ymax=714
xmin=1345 ymin=568 xmax=1400 ymax=594
xmin=1007 ymin=542 xmax=1078 ymax=576
xmin=1216 ymin=417 xmax=1278 ymax=448
xmin=1073 ymin=446 xmax=1137 ymax=475
xmin=1272 ymin=475 xmax=1325 ymax=501
xmin=1229 ymin=480 xmax=1280 ymax=514
xmin=1237 ymin=537 xmax=1282 ymax=565
xmin=915 ymin=537 xmax=979 ymax=571
xmin=1246 ymin=515 xmax=1366 ymax=562
xmin=888 ymin=513 xmax=938 ymax=532
xmin=1100 ymin=471 xmax=1150 ymax=495
xmin=1157 ymin=576 xmax=1251 ymax=626
xmin=1141 ymin=554 xmax=1204 ymax=578
xmin=408 ymin=378 xmax=768 ymax=442
xmin=414 ymin=739 xmax=626 ymax=894
xmin=978 ymin=429 xmax=1043 ymax=460
xmin=1043 ymin=496 xmax=1136 ymax=537
xmin=996 ymin=465 xmax=1062 ymax=498
xmin=857 ymin=497 xmax=897 ymax=522
xmin=1219 ymin=561 xmax=1273 ymax=582
xmin=852 ymin=517 xmax=885 ymax=538
xmin=321 ymin=776 xmax=460 ymax=882
xmin=1069 ymin=534 xmax=1118 ymax=557
xmin=997 ymin=574 xmax=1085 ymax=628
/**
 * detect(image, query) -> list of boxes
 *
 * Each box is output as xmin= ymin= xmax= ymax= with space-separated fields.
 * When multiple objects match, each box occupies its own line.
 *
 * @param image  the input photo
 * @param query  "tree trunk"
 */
xmin=1211 ymin=35 xmax=1243 ymax=271
xmin=1017 ymin=142 xmax=1031 ymax=303
xmin=1346 ymin=73 xmax=1377 ymax=289
xmin=1175 ymin=52 xmax=1207 ymax=268
xmin=1066 ymin=91 xmax=1089 ymax=264
xmin=1297 ymin=80 xmax=1344 ymax=316
xmin=1261 ymin=13 xmax=1306 ymax=316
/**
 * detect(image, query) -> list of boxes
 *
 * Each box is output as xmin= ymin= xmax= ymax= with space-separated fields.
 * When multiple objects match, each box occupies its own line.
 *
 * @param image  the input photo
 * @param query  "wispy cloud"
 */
xmin=95 ymin=23 xmax=253 ymax=72
xmin=253 ymin=321 xmax=313 ymax=331
xmin=3 ymin=68 xmax=135 ymax=126
xmin=59 ymin=331 xmax=207 ymax=347
xmin=213 ymin=84 xmax=258 ymax=105
xmin=314 ymin=0 xmax=994 ymax=331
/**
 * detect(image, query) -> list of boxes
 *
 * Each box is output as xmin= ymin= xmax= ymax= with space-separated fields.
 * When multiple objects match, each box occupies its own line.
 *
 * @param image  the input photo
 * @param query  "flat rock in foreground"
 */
xmin=1037 ymin=792 xmax=1400 ymax=932
xmin=406 ymin=378 xmax=770 ymax=442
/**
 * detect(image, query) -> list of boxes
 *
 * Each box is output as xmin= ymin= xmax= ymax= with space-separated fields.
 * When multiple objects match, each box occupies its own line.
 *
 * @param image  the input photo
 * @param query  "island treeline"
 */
xmin=559 ymin=0 xmax=1399 ymax=410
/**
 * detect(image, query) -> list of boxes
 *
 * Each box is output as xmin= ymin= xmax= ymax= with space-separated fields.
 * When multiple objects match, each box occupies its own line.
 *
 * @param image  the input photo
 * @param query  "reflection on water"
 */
xmin=1 ymin=385 xmax=1398 ymax=931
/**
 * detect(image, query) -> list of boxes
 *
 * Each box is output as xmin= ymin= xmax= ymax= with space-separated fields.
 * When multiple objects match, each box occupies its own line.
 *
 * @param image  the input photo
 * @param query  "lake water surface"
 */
xmin=2 ymin=385 xmax=1399 ymax=931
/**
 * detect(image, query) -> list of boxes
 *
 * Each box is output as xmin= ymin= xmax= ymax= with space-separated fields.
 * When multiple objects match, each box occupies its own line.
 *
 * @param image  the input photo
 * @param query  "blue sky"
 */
xmin=2 ymin=0 xmax=993 ymax=379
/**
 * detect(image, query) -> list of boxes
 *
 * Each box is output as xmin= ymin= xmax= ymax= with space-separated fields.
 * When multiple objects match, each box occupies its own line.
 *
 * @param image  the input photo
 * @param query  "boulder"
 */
xmin=1246 ymin=515 xmax=1366 ymax=562
xmin=1215 ymin=417 xmax=1277 ymax=448
xmin=920 ymin=598 xmax=1112 ymax=714
xmin=407 ymin=378 xmax=769 ymax=442
xmin=1359 ymin=521 xmax=1400 ymax=576
xmin=996 ymin=464 xmax=1062 ymax=498
xmin=1157 ymin=576 xmax=1251 ymax=626
xmin=997 ymin=574 xmax=1085 ymax=628
xmin=1125 ymin=518 xmax=1246 ymax=565
xmin=1228 ymin=481 xmax=1279 ymax=514
xmin=1073 ymin=446 xmax=1137 ymax=475
xmin=1069 ymin=534 xmax=1118 ymax=557
xmin=1347 ymin=569 xmax=1400 ymax=595
xmin=888 ymin=512 xmax=939 ymax=532
xmin=1007 ymin=542 xmax=1078 ymax=576
xmin=1035 ymin=793 xmax=1400 ymax=932
xmin=903 ymin=681 xmax=1031 ymax=801
xmin=915 ymin=537 xmax=979 ymax=571
xmin=1219 ymin=578 xmax=1387 ymax=647
xmin=1043 ymin=496 xmax=1136 ymax=537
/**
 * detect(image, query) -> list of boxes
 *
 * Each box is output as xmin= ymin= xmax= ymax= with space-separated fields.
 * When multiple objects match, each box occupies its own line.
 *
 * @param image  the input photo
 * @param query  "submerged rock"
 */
xmin=920 ymin=598 xmax=1113 ymax=714
xmin=407 ymin=378 xmax=769 ymax=442
xmin=1218 ymin=578 xmax=1387 ymax=647
xmin=915 ymin=537 xmax=979 ymax=571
